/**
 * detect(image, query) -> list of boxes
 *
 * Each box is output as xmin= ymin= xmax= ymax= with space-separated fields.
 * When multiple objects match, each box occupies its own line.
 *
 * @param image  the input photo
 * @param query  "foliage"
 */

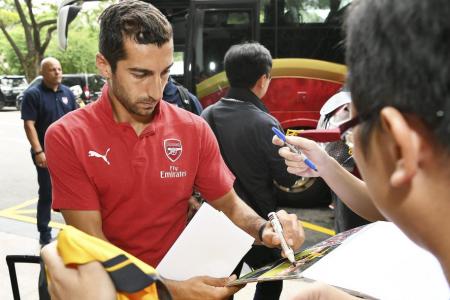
xmin=46 ymin=28 xmax=99 ymax=75
xmin=0 ymin=0 xmax=113 ymax=80
xmin=0 ymin=26 xmax=25 ymax=74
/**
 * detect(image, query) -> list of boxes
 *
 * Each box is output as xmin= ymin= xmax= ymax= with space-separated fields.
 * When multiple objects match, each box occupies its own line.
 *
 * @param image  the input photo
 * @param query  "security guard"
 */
xmin=21 ymin=57 xmax=77 ymax=245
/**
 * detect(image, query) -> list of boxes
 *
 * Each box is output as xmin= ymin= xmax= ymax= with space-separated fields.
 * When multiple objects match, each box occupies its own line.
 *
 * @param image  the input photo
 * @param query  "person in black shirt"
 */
xmin=21 ymin=57 xmax=77 ymax=245
xmin=202 ymin=42 xmax=298 ymax=300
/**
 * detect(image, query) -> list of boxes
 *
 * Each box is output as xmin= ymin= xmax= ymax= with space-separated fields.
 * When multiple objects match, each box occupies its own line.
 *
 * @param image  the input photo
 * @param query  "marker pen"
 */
xmin=268 ymin=212 xmax=296 ymax=267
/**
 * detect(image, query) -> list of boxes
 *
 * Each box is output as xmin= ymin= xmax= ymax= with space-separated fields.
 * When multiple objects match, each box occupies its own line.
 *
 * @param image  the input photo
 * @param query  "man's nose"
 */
xmin=148 ymin=77 xmax=164 ymax=101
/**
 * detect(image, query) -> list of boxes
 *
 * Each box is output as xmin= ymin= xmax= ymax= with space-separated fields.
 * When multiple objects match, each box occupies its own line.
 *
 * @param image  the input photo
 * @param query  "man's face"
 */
xmin=41 ymin=59 xmax=63 ymax=87
xmin=109 ymin=38 xmax=173 ymax=117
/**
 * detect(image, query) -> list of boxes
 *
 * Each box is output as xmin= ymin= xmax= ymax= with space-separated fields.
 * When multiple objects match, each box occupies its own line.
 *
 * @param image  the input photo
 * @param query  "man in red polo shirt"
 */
xmin=45 ymin=1 xmax=304 ymax=299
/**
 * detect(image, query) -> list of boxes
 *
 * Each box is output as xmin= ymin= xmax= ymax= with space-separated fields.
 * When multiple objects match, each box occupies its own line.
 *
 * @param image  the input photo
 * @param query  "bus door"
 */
xmin=185 ymin=0 xmax=260 ymax=93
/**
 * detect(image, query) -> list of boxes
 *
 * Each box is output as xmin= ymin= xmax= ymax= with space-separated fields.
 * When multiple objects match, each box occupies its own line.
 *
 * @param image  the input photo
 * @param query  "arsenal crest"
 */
xmin=164 ymin=139 xmax=182 ymax=162
xmin=61 ymin=97 xmax=68 ymax=105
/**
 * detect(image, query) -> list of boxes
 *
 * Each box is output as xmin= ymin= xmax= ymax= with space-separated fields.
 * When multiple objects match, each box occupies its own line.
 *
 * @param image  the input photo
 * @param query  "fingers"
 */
xmin=262 ymin=210 xmax=305 ymax=252
xmin=36 ymin=157 xmax=48 ymax=168
xmin=272 ymin=135 xmax=284 ymax=146
xmin=292 ymin=281 xmax=358 ymax=300
xmin=78 ymin=261 xmax=116 ymax=299
xmin=188 ymin=196 xmax=202 ymax=210
xmin=41 ymin=242 xmax=67 ymax=276
xmin=196 ymin=275 xmax=244 ymax=299
xmin=285 ymin=135 xmax=318 ymax=152
xmin=279 ymin=144 xmax=321 ymax=177
xmin=202 ymin=275 xmax=234 ymax=287
xmin=279 ymin=146 xmax=303 ymax=162
xmin=276 ymin=210 xmax=305 ymax=251
xmin=41 ymin=242 xmax=78 ymax=300
xmin=42 ymin=242 xmax=115 ymax=300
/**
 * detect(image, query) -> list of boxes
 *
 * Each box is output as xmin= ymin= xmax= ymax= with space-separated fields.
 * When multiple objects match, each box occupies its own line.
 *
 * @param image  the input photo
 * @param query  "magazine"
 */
xmin=227 ymin=221 xmax=450 ymax=300
xmin=229 ymin=225 xmax=363 ymax=285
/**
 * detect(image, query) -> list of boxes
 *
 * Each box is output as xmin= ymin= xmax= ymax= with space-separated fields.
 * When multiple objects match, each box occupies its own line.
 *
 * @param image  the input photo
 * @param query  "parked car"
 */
xmin=0 ymin=75 xmax=28 ymax=110
xmin=16 ymin=73 xmax=105 ymax=110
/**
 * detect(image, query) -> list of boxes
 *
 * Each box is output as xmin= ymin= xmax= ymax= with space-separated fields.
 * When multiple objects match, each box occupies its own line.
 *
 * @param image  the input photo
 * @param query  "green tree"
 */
xmin=0 ymin=1 xmax=114 ymax=79
xmin=0 ymin=0 xmax=58 ymax=81
xmin=45 ymin=1 xmax=113 ymax=74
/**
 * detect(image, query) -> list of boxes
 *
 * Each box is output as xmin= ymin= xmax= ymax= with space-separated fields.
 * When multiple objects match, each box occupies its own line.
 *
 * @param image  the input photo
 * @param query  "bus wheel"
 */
xmin=274 ymin=177 xmax=331 ymax=208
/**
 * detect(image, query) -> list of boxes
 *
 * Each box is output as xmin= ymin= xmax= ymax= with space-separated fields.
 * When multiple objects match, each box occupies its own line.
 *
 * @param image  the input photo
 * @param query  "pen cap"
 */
xmin=268 ymin=212 xmax=277 ymax=222
xmin=268 ymin=212 xmax=283 ymax=232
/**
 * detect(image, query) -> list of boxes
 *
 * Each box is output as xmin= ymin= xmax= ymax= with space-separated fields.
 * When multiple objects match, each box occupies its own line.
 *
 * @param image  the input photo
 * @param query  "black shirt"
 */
xmin=21 ymin=82 xmax=77 ymax=149
xmin=202 ymin=87 xmax=297 ymax=217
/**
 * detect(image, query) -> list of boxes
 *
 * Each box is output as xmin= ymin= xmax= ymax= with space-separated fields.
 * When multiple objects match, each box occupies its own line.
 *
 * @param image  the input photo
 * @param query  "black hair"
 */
xmin=345 ymin=0 xmax=450 ymax=152
xmin=98 ymin=0 xmax=173 ymax=73
xmin=224 ymin=42 xmax=272 ymax=89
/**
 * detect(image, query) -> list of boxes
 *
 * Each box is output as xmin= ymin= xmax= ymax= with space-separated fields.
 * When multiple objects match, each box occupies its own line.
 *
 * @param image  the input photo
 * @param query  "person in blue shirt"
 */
xmin=163 ymin=76 xmax=203 ymax=115
xmin=21 ymin=57 xmax=77 ymax=245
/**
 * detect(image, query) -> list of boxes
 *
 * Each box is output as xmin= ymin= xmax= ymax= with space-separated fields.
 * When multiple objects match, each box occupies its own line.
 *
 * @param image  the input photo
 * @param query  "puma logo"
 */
xmin=88 ymin=148 xmax=111 ymax=165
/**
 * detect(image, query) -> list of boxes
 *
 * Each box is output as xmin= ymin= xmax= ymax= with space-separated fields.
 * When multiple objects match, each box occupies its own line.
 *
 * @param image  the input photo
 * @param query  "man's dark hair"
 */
xmin=345 ymin=0 xmax=450 ymax=152
xmin=99 ymin=0 xmax=173 ymax=73
xmin=224 ymin=42 xmax=272 ymax=89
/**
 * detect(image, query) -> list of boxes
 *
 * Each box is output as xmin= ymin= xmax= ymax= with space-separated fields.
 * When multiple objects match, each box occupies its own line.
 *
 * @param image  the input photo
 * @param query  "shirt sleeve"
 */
xmin=194 ymin=119 xmax=235 ymax=201
xmin=21 ymin=90 xmax=38 ymax=121
xmin=45 ymin=122 xmax=100 ymax=211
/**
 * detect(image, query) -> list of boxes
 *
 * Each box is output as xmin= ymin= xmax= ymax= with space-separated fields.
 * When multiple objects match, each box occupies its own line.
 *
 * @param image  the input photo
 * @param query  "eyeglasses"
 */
xmin=338 ymin=115 xmax=362 ymax=155
xmin=287 ymin=113 xmax=362 ymax=156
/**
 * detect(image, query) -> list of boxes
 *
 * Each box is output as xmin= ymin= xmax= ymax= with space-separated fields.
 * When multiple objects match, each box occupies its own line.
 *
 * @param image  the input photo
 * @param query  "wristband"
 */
xmin=258 ymin=223 xmax=266 ymax=243
xmin=34 ymin=150 xmax=44 ymax=156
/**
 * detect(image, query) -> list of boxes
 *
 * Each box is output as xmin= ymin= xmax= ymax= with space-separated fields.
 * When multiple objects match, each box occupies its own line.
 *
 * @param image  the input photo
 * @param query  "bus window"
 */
xmin=192 ymin=9 xmax=253 ymax=84
xmin=172 ymin=51 xmax=184 ymax=76
xmin=259 ymin=0 xmax=347 ymax=63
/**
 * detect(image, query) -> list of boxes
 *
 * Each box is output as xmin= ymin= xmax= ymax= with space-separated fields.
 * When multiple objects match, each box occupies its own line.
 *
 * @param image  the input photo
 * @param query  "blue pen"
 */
xmin=272 ymin=127 xmax=318 ymax=172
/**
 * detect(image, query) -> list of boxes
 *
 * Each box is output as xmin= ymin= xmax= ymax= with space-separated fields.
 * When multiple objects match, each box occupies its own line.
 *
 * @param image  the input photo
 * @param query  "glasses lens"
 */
xmin=343 ymin=130 xmax=354 ymax=156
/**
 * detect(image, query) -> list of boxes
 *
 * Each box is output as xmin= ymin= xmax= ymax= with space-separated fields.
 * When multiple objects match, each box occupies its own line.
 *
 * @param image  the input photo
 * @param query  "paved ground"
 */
xmin=0 ymin=108 xmax=334 ymax=299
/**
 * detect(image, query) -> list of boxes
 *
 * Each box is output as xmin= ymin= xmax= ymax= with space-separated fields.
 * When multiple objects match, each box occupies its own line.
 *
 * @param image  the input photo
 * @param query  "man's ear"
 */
xmin=251 ymin=74 xmax=268 ymax=97
xmin=254 ymin=74 xmax=265 ymax=89
xmin=96 ymin=53 xmax=112 ymax=79
xmin=380 ymin=107 xmax=420 ymax=187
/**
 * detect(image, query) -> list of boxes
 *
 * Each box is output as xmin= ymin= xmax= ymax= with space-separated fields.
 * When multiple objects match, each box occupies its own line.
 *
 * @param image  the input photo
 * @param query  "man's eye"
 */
xmin=133 ymin=73 xmax=146 ymax=79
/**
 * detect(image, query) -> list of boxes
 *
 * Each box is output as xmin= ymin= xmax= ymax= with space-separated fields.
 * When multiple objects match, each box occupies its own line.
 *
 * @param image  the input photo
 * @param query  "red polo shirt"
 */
xmin=45 ymin=85 xmax=234 ymax=266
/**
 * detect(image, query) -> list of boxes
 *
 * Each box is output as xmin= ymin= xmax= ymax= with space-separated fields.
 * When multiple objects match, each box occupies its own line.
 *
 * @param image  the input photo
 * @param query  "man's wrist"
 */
xmin=34 ymin=149 xmax=44 ymax=156
xmin=258 ymin=222 xmax=266 ymax=243
xmin=162 ymin=278 xmax=182 ymax=299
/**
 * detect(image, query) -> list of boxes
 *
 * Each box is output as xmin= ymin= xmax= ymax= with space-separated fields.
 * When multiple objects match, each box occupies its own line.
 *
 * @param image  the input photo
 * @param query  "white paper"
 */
xmin=302 ymin=221 xmax=450 ymax=300
xmin=156 ymin=202 xmax=254 ymax=280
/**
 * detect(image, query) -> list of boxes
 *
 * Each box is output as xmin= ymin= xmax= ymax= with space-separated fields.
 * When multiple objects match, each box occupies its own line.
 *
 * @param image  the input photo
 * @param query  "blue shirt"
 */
xmin=163 ymin=78 xmax=203 ymax=115
xmin=21 ymin=82 xmax=77 ymax=149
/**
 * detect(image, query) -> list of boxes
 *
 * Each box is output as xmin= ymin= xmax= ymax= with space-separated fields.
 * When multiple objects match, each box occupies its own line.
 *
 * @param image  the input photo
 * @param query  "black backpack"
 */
xmin=174 ymin=83 xmax=193 ymax=113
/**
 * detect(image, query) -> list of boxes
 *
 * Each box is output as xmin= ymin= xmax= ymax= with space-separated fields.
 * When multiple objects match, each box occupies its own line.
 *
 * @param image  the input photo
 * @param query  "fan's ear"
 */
xmin=379 ymin=107 xmax=420 ymax=187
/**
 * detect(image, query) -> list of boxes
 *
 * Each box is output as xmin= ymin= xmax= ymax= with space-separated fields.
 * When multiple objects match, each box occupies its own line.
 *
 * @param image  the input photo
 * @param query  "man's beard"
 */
xmin=112 ymin=82 xmax=156 ymax=117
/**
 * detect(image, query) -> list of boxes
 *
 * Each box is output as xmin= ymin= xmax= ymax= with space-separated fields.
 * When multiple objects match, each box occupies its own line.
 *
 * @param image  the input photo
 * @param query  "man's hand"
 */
xmin=165 ymin=275 xmax=244 ymax=300
xmin=291 ymin=282 xmax=360 ymax=300
xmin=35 ymin=152 xmax=47 ymax=168
xmin=187 ymin=195 xmax=202 ymax=222
xmin=41 ymin=242 xmax=115 ymax=300
xmin=261 ymin=210 xmax=305 ymax=253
